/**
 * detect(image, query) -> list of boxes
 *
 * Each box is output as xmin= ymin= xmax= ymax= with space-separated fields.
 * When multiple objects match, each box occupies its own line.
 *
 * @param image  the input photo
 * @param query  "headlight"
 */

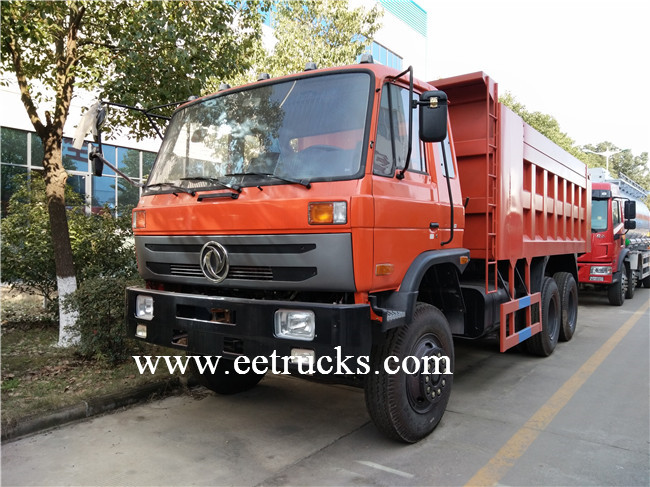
xmin=136 ymin=295 xmax=154 ymax=321
xmin=275 ymin=309 xmax=315 ymax=341
xmin=591 ymin=266 xmax=612 ymax=275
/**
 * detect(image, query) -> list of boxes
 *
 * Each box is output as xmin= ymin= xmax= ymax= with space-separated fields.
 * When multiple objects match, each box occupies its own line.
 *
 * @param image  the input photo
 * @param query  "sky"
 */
xmin=425 ymin=0 xmax=649 ymax=157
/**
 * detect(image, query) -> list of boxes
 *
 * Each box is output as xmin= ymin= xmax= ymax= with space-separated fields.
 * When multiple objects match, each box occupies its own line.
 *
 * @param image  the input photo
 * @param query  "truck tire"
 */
xmin=553 ymin=272 xmax=578 ymax=342
xmin=643 ymin=274 xmax=650 ymax=288
xmin=607 ymin=271 xmax=626 ymax=306
xmin=625 ymin=266 xmax=636 ymax=299
xmin=190 ymin=357 xmax=265 ymax=395
xmin=364 ymin=303 xmax=453 ymax=443
xmin=526 ymin=277 xmax=560 ymax=356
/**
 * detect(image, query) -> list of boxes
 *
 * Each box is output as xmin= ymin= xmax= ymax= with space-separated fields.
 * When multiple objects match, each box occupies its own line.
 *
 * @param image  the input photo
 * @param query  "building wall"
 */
xmin=370 ymin=0 xmax=428 ymax=76
xmin=0 ymin=84 xmax=158 ymax=215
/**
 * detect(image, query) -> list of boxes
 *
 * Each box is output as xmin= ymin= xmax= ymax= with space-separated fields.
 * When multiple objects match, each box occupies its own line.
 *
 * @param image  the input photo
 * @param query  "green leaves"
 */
xmin=501 ymin=92 xmax=649 ymax=191
xmin=1 ymin=1 xmax=267 ymax=139
xmin=221 ymin=0 xmax=382 ymax=88
xmin=97 ymin=0 xmax=267 ymax=139
xmin=0 ymin=174 xmax=138 ymax=302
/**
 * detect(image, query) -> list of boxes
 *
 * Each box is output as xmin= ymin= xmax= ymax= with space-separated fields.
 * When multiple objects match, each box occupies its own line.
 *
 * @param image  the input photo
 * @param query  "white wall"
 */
xmin=0 ymin=81 xmax=161 ymax=153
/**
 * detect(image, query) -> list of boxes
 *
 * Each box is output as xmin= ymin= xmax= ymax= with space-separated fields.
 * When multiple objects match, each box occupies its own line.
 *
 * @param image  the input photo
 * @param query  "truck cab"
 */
xmin=578 ymin=169 xmax=648 ymax=305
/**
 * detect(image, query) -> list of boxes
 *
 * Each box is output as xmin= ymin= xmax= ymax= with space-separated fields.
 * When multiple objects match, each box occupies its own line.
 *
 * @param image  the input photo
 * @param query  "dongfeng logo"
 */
xmin=200 ymin=241 xmax=229 ymax=283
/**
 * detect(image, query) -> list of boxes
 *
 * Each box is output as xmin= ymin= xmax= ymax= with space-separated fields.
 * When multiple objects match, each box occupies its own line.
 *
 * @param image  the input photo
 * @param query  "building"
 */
xmin=0 ymin=85 xmax=159 ymax=215
xmin=0 ymin=0 xmax=427 ymax=215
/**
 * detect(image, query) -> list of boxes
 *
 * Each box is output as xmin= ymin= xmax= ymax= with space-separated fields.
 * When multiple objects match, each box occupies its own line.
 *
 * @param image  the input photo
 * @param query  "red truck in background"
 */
xmin=578 ymin=168 xmax=650 ymax=305
xmin=89 ymin=58 xmax=591 ymax=442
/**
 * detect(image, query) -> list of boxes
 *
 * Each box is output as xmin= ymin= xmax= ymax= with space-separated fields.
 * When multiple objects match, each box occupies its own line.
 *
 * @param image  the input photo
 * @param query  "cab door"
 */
xmin=371 ymin=83 xmax=443 ymax=291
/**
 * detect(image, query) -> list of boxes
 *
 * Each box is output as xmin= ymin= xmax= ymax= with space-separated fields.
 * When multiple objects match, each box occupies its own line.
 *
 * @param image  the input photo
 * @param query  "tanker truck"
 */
xmin=84 ymin=59 xmax=590 ymax=442
xmin=578 ymin=168 xmax=650 ymax=305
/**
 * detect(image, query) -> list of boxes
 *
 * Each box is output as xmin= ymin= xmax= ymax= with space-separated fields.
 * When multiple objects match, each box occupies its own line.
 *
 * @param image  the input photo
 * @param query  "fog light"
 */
xmin=274 ymin=309 xmax=315 ymax=341
xmin=591 ymin=266 xmax=612 ymax=275
xmin=290 ymin=348 xmax=315 ymax=365
xmin=136 ymin=295 xmax=154 ymax=321
xmin=136 ymin=324 xmax=147 ymax=338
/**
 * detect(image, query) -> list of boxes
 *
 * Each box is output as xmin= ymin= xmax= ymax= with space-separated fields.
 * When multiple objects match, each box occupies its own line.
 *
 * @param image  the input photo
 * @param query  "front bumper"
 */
xmin=578 ymin=263 xmax=615 ymax=284
xmin=126 ymin=287 xmax=372 ymax=364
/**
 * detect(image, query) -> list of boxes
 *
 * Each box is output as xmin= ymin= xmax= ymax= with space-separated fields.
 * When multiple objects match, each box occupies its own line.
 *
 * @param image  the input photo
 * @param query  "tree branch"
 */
xmin=4 ymin=35 xmax=46 ymax=137
xmin=53 ymin=3 xmax=85 ymax=134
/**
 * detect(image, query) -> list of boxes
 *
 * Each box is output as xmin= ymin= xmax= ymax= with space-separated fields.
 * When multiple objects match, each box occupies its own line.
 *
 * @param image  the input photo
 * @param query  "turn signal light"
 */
xmin=375 ymin=264 xmax=394 ymax=276
xmin=133 ymin=210 xmax=146 ymax=229
xmin=308 ymin=202 xmax=347 ymax=225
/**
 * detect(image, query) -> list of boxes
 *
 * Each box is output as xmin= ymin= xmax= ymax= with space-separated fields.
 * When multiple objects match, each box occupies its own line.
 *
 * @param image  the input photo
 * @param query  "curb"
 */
xmin=1 ymin=377 xmax=184 ymax=443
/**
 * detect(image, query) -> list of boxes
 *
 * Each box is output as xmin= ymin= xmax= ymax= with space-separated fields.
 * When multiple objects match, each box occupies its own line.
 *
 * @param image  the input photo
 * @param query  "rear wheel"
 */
xmin=365 ymin=303 xmax=454 ymax=443
xmin=553 ymin=272 xmax=578 ymax=342
xmin=607 ymin=270 xmax=626 ymax=306
xmin=190 ymin=356 xmax=265 ymax=395
xmin=526 ymin=277 xmax=560 ymax=356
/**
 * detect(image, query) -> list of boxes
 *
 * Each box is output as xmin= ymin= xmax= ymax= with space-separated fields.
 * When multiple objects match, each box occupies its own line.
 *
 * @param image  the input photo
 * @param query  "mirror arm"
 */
xmin=100 ymin=99 xmax=185 ymax=141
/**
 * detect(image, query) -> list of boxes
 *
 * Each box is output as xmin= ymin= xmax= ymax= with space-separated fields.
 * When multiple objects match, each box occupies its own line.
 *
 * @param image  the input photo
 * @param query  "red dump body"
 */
xmin=433 ymin=72 xmax=591 ymax=263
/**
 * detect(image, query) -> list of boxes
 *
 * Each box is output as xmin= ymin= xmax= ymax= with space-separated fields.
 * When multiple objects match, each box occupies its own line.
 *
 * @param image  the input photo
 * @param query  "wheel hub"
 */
xmin=405 ymin=333 xmax=449 ymax=414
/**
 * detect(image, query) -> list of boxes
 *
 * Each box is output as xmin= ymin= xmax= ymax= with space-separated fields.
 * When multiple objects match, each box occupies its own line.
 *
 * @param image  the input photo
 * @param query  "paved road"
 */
xmin=2 ymin=289 xmax=649 ymax=486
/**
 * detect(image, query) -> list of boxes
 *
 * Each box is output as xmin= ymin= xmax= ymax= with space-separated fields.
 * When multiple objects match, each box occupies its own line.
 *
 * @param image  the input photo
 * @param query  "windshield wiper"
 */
xmin=180 ymin=177 xmax=241 ymax=193
xmin=145 ymin=182 xmax=196 ymax=197
xmin=225 ymin=172 xmax=311 ymax=189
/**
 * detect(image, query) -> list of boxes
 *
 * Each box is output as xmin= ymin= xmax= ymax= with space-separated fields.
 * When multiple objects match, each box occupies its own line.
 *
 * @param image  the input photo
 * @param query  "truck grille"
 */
xmin=147 ymin=262 xmax=315 ymax=282
xmin=169 ymin=264 xmax=204 ymax=278
xmin=136 ymin=234 xmax=355 ymax=291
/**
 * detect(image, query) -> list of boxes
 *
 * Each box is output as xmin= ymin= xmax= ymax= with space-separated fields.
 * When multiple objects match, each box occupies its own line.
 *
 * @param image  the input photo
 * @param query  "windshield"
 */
xmin=592 ymin=199 xmax=608 ymax=232
xmin=146 ymin=72 xmax=372 ymax=193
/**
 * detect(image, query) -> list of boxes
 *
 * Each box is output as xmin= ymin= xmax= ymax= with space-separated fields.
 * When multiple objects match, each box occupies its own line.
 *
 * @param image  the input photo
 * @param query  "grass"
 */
xmin=1 ymin=287 xmax=182 ymax=429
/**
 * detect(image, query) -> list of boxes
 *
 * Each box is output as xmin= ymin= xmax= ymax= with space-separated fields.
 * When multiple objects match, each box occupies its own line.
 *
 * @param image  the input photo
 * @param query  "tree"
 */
xmin=582 ymin=143 xmax=650 ymax=190
xmin=222 ymin=0 xmax=382 ymax=87
xmin=1 ymin=173 xmax=136 ymax=307
xmin=500 ymin=92 xmax=584 ymax=160
xmin=1 ymin=1 xmax=266 ymax=345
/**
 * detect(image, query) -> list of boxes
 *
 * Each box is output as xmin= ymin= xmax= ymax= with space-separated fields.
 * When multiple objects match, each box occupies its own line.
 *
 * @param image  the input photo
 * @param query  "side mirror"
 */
xmin=624 ymin=200 xmax=636 ymax=220
xmin=624 ymin=219 xmax=637 ymax=230
xmin=90 ymin=150 xmax=104 ymax=177
xmin=419 ymin=90 xmax=448 ymax=142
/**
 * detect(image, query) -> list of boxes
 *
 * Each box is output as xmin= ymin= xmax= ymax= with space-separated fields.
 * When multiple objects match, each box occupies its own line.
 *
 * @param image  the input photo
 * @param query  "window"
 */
xmin=366 ymin=42 xmax=403 ymax=70
xmin=436 ymin=136 xmax=455 ymax=178
xmin=118 ymin=147 xmax=141 ymax=178
xmin=148 ymin=72 xmax=371 ymax=191
xmin=62 ymin=137 xmax=89 ymax=172
xmin=373 ymin=84 xmax=425 ymax=176
xmin=612 ymin=200 xmax=621 ymax=227
xmin=30 ymin=133 xmax=44 ymax=167
xmin=1 ymin=126 xmax=156 ymax=217
xmin=591 ymin=199 xmax=608 ymax=232
xmin=1 ymin=128 xmax=28 ymax=165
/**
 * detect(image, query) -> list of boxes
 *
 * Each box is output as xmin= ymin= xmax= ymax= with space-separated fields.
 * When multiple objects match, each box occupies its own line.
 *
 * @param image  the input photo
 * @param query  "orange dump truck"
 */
xmin=115 ymin=60 xmax=590 ymax=442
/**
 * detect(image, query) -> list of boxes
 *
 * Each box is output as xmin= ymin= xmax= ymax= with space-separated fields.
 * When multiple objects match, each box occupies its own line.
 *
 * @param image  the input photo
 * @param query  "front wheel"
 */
xmin=607 ymin=270 xmax=627 ymax=306
xmin=190 ymin=356 xmax=265 ymax=395
xmin=365 ymin=303 xmax=454 ymax=443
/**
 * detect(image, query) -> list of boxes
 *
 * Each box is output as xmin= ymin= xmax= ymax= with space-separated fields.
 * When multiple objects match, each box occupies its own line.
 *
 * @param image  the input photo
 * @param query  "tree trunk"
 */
xmin=43 ymin=133 xmax=79 ymax=346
